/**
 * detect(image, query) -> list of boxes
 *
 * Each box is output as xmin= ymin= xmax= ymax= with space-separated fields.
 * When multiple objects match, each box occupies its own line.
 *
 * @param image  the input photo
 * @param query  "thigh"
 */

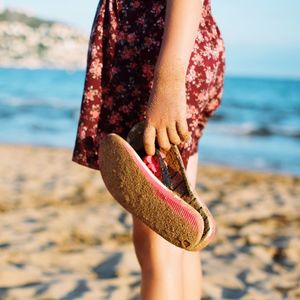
xmin=131 ymin=214 xmax=184 ymax=269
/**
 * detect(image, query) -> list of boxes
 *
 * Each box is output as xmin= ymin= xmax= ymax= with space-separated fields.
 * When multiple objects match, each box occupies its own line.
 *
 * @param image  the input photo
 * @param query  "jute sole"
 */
xmin=98 ymin=134 xmax=205 ymax=251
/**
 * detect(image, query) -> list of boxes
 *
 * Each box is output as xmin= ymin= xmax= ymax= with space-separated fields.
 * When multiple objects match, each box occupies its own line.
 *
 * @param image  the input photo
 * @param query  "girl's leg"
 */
xmin=182 ymin=150 xmax=203 ymax=300
xmin=132 ymin=214 xmax=184 ymax=300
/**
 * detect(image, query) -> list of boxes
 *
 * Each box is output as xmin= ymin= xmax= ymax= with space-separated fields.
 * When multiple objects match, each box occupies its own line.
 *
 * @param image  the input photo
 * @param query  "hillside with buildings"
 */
xmin=0 ymin=8 xmax=88 ymax=69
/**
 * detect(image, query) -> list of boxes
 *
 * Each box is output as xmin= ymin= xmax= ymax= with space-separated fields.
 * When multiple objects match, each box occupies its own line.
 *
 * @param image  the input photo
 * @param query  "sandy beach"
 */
xmin=0 ymin=143 xmax=299 ymax=300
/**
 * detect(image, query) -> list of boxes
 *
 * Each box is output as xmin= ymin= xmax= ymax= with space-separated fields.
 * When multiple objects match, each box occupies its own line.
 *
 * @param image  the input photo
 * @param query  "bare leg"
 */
xmin=182 ymin=150 xmax=202 ymax=300
xmin=132 ymin=215 xmax=184 ymax=300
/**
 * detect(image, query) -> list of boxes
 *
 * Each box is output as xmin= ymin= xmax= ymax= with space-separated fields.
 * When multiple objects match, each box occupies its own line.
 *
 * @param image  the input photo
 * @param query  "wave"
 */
xmin=247 ymin=127 xmax=300 ymax=138
xmin=211 ymin=123 xmax=300 ymax=139
xmin=0 ymin=97 xmax=79 ymax=110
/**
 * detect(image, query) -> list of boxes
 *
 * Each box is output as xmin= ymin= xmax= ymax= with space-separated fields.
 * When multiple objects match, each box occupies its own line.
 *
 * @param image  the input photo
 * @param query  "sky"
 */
xmin=2 ymin=0 xmax=300 ymax=78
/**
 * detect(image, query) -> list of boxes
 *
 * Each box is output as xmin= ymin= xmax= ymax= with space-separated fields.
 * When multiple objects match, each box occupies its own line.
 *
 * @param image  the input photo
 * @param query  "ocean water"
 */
xmin=0 ymin=68 xmax=299 ymax=175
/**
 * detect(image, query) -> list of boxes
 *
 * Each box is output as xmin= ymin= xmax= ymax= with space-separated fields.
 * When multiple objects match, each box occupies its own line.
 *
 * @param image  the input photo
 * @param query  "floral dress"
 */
xmin=72 ymin=0 xmax=226 ymax=170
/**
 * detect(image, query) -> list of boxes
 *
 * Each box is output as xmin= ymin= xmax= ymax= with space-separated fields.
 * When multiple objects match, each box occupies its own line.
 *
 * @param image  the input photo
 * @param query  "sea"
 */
xmin=0 ymin=68 xmax=299 ymax=176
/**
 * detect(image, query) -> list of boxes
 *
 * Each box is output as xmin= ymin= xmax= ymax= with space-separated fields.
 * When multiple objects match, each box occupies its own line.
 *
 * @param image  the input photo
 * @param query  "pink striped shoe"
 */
xmin=98 ymin=122 xmax=216 ymax=251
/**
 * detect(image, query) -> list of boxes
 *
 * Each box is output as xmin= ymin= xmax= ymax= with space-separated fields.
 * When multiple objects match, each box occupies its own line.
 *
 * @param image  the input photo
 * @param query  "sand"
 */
xmin=0 ymin=143 xmax=299 ymax=300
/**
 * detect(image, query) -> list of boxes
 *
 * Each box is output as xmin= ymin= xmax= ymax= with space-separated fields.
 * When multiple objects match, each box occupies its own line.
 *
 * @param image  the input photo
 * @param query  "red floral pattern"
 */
xmin=72 ymin=0 xmax=226 ymax=170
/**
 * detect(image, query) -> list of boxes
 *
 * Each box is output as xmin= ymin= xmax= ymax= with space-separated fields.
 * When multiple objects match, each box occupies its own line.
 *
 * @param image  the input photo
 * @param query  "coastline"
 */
xmin=0 ymin=143 xmax=299 ymax=299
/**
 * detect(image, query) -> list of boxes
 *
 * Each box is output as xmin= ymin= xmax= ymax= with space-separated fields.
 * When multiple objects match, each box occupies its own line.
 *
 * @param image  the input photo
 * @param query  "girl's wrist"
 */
xmin=153 ymin=60 xmax=187 ymax=87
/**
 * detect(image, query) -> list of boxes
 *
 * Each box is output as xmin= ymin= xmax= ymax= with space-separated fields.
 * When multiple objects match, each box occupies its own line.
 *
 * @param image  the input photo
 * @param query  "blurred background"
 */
xmin=0 ymin=0 xmax=299 ymax=174
xmin=0 ymin=1 xmax=299 ymax=299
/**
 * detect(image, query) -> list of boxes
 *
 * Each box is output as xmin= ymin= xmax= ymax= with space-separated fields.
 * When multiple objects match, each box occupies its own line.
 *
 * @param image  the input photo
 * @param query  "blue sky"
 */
xmin=2 ymin=0 xmax=300 ymax=78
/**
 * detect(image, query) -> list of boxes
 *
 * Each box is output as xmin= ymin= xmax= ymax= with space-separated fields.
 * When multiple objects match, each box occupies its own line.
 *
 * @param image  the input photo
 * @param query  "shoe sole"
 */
xmin=98 ymin=134 xmax=205 ymax=251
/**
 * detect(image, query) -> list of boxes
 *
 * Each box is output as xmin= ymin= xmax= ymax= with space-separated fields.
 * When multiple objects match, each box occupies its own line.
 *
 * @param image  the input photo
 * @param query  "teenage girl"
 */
xmin=72 ymin=0 xmax=225 ymax=299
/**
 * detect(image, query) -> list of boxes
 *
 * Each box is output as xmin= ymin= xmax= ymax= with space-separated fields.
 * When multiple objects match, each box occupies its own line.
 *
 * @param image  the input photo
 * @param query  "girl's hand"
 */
xmin=143 ymin=68 xmax=191 ymax=156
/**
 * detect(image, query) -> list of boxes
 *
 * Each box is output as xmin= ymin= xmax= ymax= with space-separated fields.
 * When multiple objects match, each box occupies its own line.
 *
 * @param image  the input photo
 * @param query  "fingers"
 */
xmin=143 ymin=121 xmax=190 ymax=156
xmin=176 ymin=120 xmax=190 ymax=142
xmin=157 ymin=127 xmax=171 ymax=151
xmin=143 ymin=124 xmax=156 ymax=156
xmin=167 ymin=124 xmax=181 ymax=145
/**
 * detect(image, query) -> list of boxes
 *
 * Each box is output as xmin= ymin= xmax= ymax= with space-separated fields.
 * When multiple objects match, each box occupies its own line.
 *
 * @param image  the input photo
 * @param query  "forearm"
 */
xmin=153 ymin=0 xmax=203 ymax=83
